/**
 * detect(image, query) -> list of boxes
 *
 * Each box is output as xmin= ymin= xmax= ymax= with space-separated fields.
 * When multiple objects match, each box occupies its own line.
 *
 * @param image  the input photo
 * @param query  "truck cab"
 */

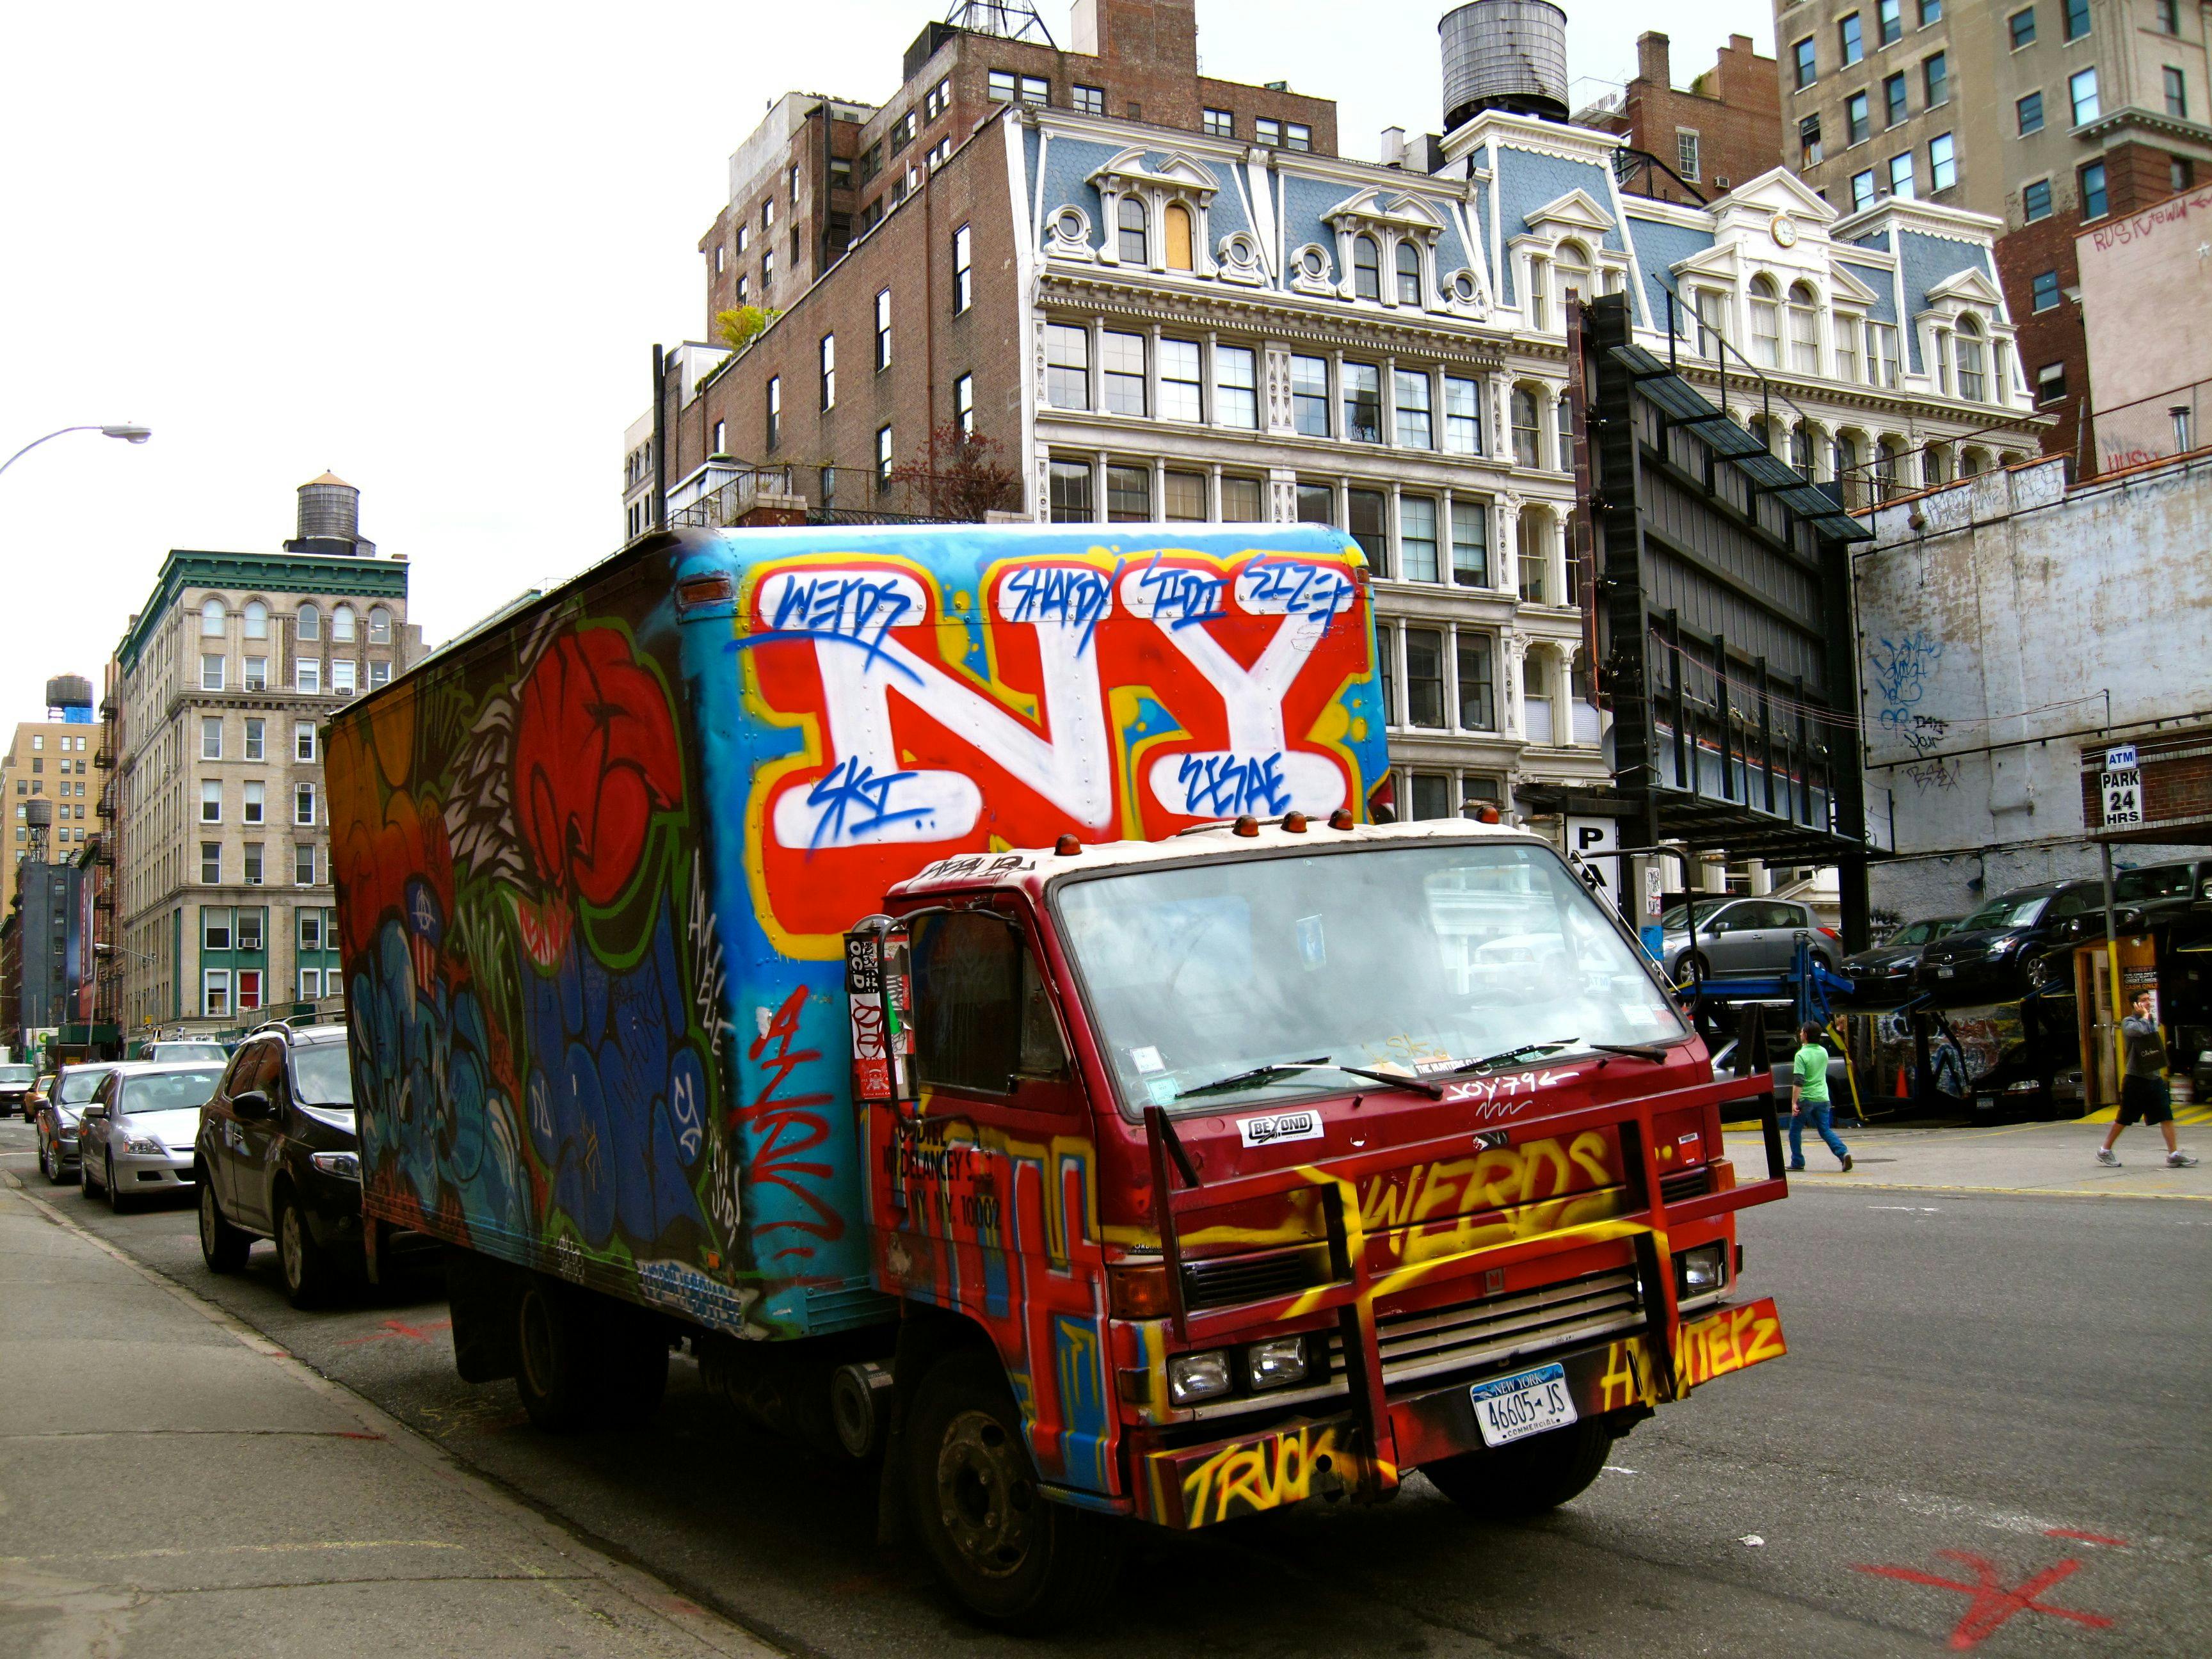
xmin=847 ymin=815 xmax=1787 ymax=1619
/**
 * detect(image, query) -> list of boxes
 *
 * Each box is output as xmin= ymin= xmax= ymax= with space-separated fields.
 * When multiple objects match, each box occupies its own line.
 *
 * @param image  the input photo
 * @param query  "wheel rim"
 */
xmin=199 ymin=1184 xmax=219 ymax=1256
xmin=934 ymin=1407 xmax=1038 ymax=1581
xmin=518 ymin=1291 xmax=557 ymax=1397
xmin=280 ymin=1205 xmax=303 ymax=1290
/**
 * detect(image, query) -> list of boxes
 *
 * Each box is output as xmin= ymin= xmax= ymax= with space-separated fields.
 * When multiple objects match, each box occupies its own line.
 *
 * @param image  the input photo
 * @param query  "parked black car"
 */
xmin=1913 ymin=879 xmax=2127 ymax=1004
xmin=194 ymin=1022 xmax=364 ymax=1307
xmin=0 ymin=1063 xmax=34 ymax=1118
xmin=1842 ymin=915 xmax=1962 ymax=1004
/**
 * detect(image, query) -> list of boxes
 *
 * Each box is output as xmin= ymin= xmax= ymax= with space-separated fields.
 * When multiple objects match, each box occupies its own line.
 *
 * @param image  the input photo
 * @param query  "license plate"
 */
xmin=1470 ymin=1363 xmax=1578 ymax=1448
xmin=1937 ymin=965 xmax=1956 ymax=978
xmin=1975 ymin=1096 xmax=1995 ymax=1112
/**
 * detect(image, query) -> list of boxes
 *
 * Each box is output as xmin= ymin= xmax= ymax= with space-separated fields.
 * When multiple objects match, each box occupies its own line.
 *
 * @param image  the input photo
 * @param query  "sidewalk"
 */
xmin=1721 ymin=1118 xmax=2212 ymax=1201
xmin=0 ymin=1171 xmax=779 ymax=1659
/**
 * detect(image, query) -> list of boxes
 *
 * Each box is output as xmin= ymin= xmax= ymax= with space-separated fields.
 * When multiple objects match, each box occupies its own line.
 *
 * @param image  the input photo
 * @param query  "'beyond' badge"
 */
xmin=1238 ymin=1110 xmax=1324 ymax=1148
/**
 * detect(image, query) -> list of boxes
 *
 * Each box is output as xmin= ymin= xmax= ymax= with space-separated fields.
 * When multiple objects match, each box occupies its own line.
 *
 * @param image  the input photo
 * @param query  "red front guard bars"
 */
xmin=1142 ymin=1068 xmax=1790 ymax=1496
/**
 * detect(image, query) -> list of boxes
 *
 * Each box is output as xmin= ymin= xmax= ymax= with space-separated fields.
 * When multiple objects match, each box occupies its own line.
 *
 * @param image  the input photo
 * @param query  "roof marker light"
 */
xmin=1232 ymin=815 xmax=1260 ymax=837
xmin=1280 ymin=811 xmax=1308 ymax=833
xmin=1055 ymin=833 xmax=1082 ymax=856
xmin=1327 ymin=808 xmax=1356 ymax=830
xmin=1474 ymin=805 xmax=1502 ymax=824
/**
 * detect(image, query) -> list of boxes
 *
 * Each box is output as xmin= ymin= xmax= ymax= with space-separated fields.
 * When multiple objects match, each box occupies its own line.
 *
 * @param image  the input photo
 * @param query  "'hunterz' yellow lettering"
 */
xmin=1597 ymin=1298 xmax=1787 ymax=1411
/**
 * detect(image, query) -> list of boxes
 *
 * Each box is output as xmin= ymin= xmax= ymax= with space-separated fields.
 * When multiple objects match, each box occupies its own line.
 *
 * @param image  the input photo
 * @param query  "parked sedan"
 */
xmin=77 ymin=1063 xmax=226 ymax=1212
xmin=35 ymin=1061 xmax=122 ymax=1183
xmin=196 ymin=1023 xmax=365 ymax=1306
xmin=1660 ymin=898 xmax=1841 ymax=983
xmin=1913 ymin=879 xmax=2116 ymax=1004
xmin=1841 ymin=916 xmax=1962 ymax=1004
xmin=0 ymin=1063 xmax=34 ymax=1118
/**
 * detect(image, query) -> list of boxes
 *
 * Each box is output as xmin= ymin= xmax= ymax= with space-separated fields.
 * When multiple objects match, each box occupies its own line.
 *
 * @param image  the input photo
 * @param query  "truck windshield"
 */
xmin=1055 ymin=839 xmax=1688 ymax=1116
xmin=0 ymin=1066 xmax=32 ymax=1084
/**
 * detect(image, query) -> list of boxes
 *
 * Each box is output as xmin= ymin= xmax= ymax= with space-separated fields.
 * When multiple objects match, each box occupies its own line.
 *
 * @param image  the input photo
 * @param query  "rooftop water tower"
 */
xmin=44 ymin=675 xmax=93 ymax=725
xmin=1440 ymin=0 xmax=1571 ymax=131
xmin=284 ymin=471 xmax=378 ymax=557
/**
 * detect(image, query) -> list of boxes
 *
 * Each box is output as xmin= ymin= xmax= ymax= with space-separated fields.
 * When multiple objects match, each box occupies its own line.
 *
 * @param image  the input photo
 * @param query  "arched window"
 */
xmin=1960 ymin=447 xmax=1990 ymax=477
xmin=298 ymin=604 xmax=321 ymax=641
xmin=332 ymin=605 xmax=357 ymax=643
xmin=1396 ymin=239 xmax=1422 ymax=304
xmin=1117 ymin=196 xmax=1147 ymax=265
xmin=1352 ymin=235 xmax=1381 ymax=301
xmin=1557 ymin=392 xmax=1575 ymax=471
xmin=1836 ymin=431 xmax=1864 ymax=506
xmin=243 ymin=600 xmax=268 ymax=640
xmin=367 ymin=606 xmax=392 ymax=645
xmin=1955 ymin=314 xmax=1987 ymax=402
xmin=1553 ymin=240 xmax=1591 ymax=307
xmin=200 ymin=598 xmax=225 ymax=636
xmin=1518 ymin=508 xmax=1551 ymax=604
xmin=1787 ymin=283 xmax=1820 ymax=373
xmin=1922 ymin=444 xmax=1950 ymax=487
xmin=1749 ymin=276 xmax=1782 ymax=368
xmin=1874 ymin=438 xmax=1902 ymax=499
xmin=1163 ymin=202 xmax=1193 ymax=271
xmin=1511 ymin=385 xmax=1543 ymax=469
xmin=1791 ymin=421 xmax=1815 ymax=475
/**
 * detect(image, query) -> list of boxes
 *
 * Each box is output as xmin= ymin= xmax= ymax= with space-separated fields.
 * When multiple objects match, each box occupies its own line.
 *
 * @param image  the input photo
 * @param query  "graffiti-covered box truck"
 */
xmin=328 ymin=522 xmax=1793 ymax=1628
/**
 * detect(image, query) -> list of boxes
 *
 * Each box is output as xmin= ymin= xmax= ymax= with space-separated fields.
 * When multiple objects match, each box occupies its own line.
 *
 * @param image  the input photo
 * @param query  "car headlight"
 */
xmin=124 ymin=1135 xmax=166 ymax=1156
xmin=1247 ymin=1336 xmax=1308 ymax=1390
xmin=1167 ymin=1351 xmax=1232 ymax=1405
xmin=1676 ymin=1244 xmax=1727 ymax=1295
xmin=2004 ymin=1078 xmax=2042 ymax=1094
xmin=311 ymin=1151 xmax=362 ymax=1182
xmin=1988 ymin=936 xmax=2024 ymax=956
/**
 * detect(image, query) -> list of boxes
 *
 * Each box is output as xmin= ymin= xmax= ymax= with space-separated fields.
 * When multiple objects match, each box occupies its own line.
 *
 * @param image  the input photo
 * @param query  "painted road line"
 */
xmin=1772 ymin=1178 xmax=2212 ymax=1202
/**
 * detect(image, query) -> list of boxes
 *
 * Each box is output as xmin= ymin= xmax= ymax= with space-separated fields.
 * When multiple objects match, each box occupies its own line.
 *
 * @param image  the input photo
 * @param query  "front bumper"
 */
xmin=51 ymin=1128 xmax=81 ymax=1169
xmin=1138 ymin=1296 xmax=1786 ymax=1528
xmin=112 ymin=1145 xmax=196 ymax=1190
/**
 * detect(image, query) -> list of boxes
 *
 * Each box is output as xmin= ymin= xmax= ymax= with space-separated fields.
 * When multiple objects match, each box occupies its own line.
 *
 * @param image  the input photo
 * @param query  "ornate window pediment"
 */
xmin=1318 ymin=188 xmax=1455 ymax=310
xmin=1082 ymin=148 xmax=1223 ymax=276
xmin=1518 ymin=186 xmax=1616 ymax=241
xmin=1085 ymin=147 xmax=1221 ymax=202
xmin=1825 ymin=262 xmax=1884 ymax=307
xmin=1921 ymin=266 xmax=2005 ymax=309
xmin=1321 ymin=186 xmax=1449 ymax=239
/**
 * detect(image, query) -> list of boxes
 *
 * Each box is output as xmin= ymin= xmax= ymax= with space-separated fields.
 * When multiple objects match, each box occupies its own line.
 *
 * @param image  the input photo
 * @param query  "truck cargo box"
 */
xmin=328 ymin=523 xmax=1388 ymax=1338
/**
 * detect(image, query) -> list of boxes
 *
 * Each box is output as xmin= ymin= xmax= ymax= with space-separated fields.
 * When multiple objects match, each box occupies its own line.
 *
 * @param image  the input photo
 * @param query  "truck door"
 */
xmin=883 ymin=906 xmax=1115 ymax=1493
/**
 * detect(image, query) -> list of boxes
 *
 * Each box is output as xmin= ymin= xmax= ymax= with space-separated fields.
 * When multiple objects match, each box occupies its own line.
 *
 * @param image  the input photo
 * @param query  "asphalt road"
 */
xmin=4 ymin=1113 xmax=2208 ymax=1658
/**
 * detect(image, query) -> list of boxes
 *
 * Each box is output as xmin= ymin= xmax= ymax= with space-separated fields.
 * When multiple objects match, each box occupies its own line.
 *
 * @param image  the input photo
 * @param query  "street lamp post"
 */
xmin=0 ymin=424 xmax=153 ymax=482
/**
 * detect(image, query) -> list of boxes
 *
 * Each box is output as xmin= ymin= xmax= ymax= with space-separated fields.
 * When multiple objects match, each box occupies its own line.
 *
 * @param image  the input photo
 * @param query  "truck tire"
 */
xmin=1422 ymin=1418 xmax=1614 ymax=1520
xmin=512 ymin=1280 xmax=669 ymax=1432
xmin=198 ymin=1179 xmax=250 ymax=1273
xmin=903 ymin=1349 xmax=1123 ymax=1632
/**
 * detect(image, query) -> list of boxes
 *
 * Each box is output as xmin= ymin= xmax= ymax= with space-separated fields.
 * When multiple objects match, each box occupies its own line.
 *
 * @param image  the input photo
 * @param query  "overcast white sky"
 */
xmin=0 ymin=0 xmax=1772 ymax=719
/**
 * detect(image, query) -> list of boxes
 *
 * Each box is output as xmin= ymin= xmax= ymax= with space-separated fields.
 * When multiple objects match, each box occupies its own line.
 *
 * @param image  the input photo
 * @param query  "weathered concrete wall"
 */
xmin=1853 ymin=453 xmax=2212 ymax=923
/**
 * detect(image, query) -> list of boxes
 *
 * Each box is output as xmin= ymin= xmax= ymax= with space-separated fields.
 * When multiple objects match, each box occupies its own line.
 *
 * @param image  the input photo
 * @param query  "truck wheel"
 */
xmin=276 ymin=1191 xmax=337 ymax=1308
xmin=1422 ymin=1419 xmax=1614 ymax=1520
xmin=198 ymin=1180 xmax=251 ymax=1273
xmin=904 ymin=1349 xmax=1123 ymax=1632
xmin=512 ymin=1280 xmax=668 ymax=1432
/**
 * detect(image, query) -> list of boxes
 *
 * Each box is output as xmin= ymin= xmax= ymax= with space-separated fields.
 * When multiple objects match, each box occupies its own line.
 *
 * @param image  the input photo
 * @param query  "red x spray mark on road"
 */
xmin=336 ymin=1317 xmax=453 ymax=1348
xmin=1855 ymin=1551 xmax=2113 ymax=1649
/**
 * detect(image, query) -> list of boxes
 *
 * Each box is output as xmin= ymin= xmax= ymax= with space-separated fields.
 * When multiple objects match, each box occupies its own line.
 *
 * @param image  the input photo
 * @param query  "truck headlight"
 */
xmin=125 ymin=1135 xmax=166 ymax=1156
xmin=1247 ymin=1336 xmax=1308 ymax=1390
xmin=1676 ymin=1244 xmax=1726 ymax=1295
xmin=1167 ymin=1351 xmax=1231 ymax=1405
xmin=311 ymin=1151 xmax=362 ymax=1182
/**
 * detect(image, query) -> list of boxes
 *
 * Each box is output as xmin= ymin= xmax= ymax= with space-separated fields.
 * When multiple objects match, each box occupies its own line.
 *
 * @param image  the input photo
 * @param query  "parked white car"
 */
xmin=77 ymin=1062 xmax=226 ymax=1212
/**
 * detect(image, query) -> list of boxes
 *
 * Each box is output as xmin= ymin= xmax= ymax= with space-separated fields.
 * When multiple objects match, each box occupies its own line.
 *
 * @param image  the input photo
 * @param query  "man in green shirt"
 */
xmin=1788 ymin=1022 xmax=1852 ymax=1173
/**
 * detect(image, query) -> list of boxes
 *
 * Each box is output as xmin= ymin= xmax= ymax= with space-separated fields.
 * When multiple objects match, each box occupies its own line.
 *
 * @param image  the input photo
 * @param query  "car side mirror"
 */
xmin=81 ymin=1103 xmax=106 ymax=1121
xmin=233 ymin=1089 xmax=273 ymax=1121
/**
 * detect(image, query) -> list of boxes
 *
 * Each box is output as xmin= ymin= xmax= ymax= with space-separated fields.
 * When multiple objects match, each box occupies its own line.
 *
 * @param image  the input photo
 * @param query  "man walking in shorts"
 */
xmin=1789 ymin=1021 xmax=1852 ymax=1173
xmin=2099 ymin=988 xmax=2199 ymax=1167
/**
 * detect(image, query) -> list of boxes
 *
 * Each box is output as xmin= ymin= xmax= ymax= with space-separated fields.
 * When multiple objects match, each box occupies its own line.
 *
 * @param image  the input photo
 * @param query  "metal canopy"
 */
xmin=1609 ymin=344 xmax=1872 ymax=543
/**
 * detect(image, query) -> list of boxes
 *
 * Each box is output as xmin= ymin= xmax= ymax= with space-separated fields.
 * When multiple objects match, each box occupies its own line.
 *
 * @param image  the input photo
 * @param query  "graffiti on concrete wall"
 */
xmin=1870 ymin=630 xmax=1949 ymax=758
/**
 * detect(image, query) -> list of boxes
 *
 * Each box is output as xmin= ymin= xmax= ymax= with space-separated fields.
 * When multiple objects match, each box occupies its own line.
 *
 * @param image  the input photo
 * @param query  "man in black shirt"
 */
xmin=2098 ymin=988 xmax=2198 ymax=1168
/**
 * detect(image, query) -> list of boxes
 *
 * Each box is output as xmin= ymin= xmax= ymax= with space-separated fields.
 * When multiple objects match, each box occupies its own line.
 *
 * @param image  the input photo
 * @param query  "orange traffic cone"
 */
xmin=1895 ymin=1064 xmax=1909 ymax=1100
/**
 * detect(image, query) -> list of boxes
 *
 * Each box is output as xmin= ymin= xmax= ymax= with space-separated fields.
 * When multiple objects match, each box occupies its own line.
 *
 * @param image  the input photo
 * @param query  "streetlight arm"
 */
xmin=0 ymin=423 xmax=152 ymax=481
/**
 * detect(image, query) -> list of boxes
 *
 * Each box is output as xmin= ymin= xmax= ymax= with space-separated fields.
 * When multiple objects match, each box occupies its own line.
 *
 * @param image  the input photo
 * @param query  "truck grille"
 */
xmin=1182 ymin=1250 xmax=1320 ymax=1310
xmin=1658 ymin=1165 xmax=1711 ymax=1207
xmin=1327 ymin=1269 xmax=1644 ymax=1391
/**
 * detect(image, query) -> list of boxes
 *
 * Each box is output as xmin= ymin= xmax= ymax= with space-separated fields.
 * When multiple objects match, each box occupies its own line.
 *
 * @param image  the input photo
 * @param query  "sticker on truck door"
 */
xmin=1237 ymin=1110 xmax=1324 ymax=1148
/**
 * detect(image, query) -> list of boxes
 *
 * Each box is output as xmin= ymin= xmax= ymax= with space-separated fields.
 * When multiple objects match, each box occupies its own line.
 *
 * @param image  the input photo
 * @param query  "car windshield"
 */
xmin=0 ymin=1066 xmax=33 ymax=1084
xmin=59 ymin=1070 xmax=110 ymax=1103
xmin=122 ymin=1068 xmax=224 ymax=1114
xmin=1056 ymin=839 xmax=1688 ymax=1116
xmin=1959 ymin=894 xmax=2048 ymax=931
xmin=1657 ymin=900 xmax=1727 ymax=933
xmin=154 ymin=1043 xmax=228 ymax=1062
xmin=2114 ymin=865 xmax=2194 ymax=902
xmin=291 ymin=1042 xmax=355 ymax=1107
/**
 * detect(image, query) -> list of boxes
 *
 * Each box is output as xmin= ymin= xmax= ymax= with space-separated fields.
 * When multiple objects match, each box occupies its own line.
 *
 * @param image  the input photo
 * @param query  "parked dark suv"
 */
xmin=1913 ymin=880 xmax=2120 ymax=1004
xmin=194 ymin=1022 xmax=364 ymax=1307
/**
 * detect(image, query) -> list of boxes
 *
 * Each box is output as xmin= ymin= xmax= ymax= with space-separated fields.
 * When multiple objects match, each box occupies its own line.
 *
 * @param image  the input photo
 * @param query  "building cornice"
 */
xmin=118 ymin=550 xmax=409 ymax=673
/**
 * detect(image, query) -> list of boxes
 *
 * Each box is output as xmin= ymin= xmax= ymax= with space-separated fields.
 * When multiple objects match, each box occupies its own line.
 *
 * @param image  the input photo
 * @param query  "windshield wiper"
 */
xmin=1591 ymin=1042 xmax=1670 ymax=1063
xmin=1178 ymin=1056 xmax=1333 ymax=1100
xmin=1330 ymin=1065 xmax=1446 ymax=1099
xmin=1438 ymin=1039 xmax=1580 ymax=1077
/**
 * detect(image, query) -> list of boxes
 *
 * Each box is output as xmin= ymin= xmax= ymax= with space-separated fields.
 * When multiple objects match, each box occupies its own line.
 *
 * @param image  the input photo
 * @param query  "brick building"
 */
xmin=1775 ymin=0 xmax=2212 ymax=467
xmin=1578 ymin=33 xmax=1784 ymax=205
xmin=635 ymin=0 xmax=2029 ymax=822
xmin=2 ymin=676 xmax=99 ymax=911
